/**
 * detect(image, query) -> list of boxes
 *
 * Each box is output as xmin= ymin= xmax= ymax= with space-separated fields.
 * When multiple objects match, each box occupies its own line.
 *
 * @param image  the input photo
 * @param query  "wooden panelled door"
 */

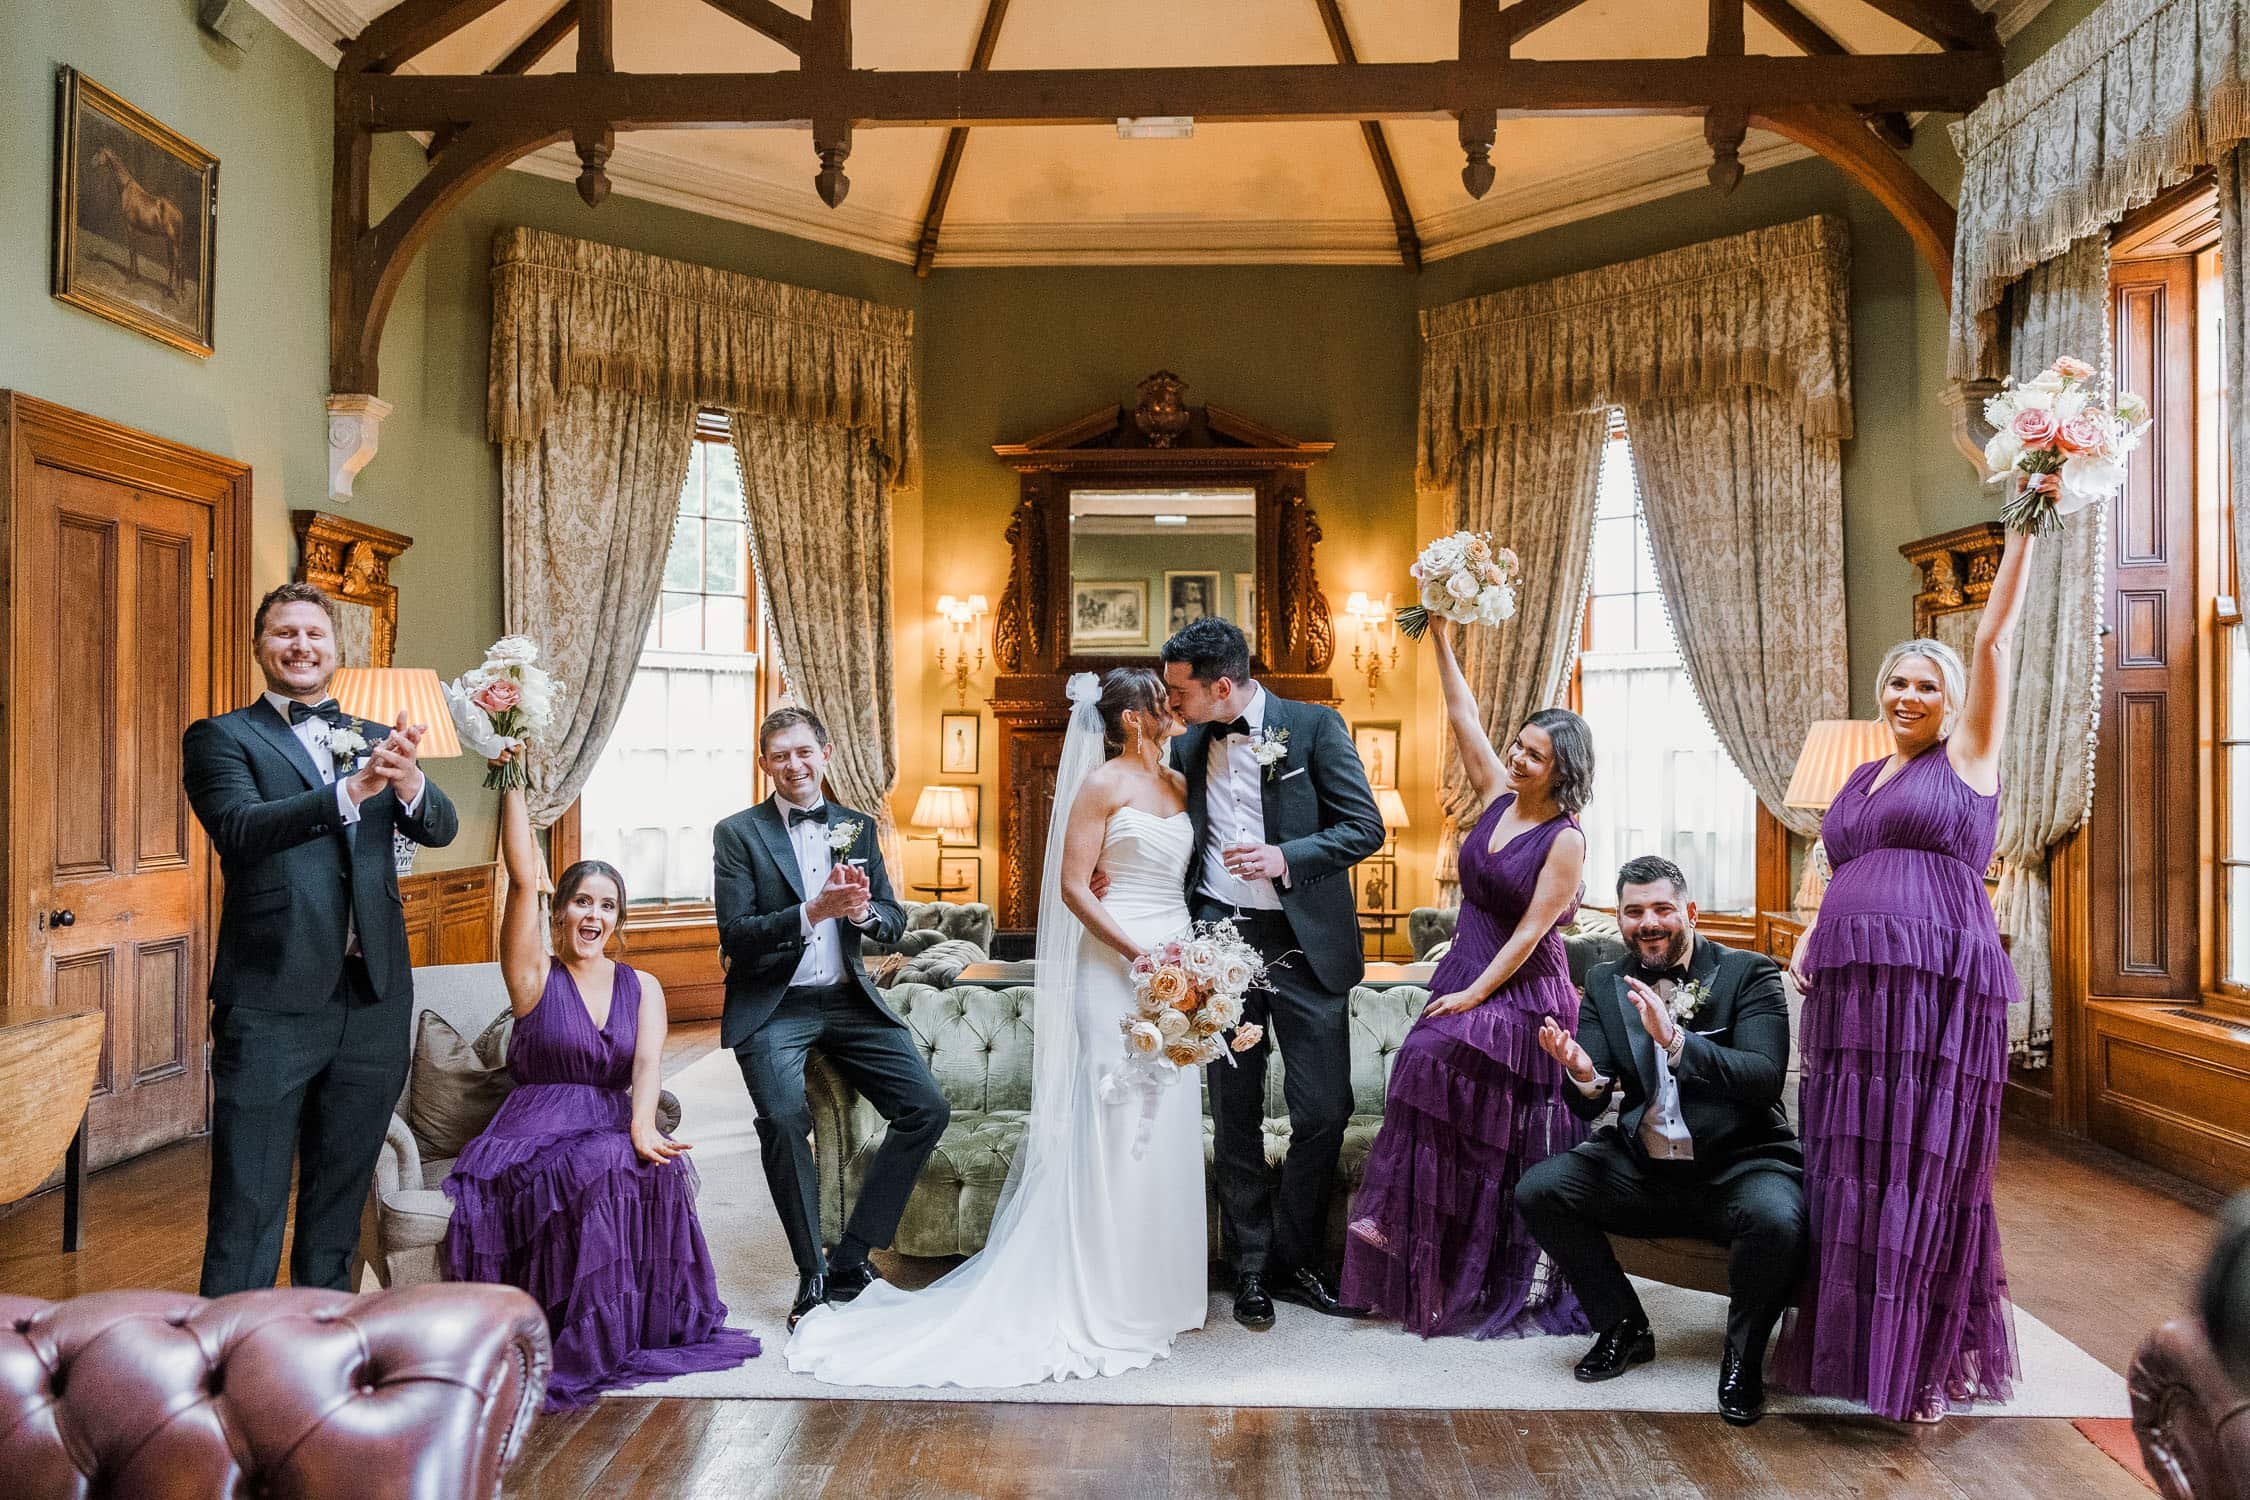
xmin=2 ymin=395 xmax=247 ymax=1169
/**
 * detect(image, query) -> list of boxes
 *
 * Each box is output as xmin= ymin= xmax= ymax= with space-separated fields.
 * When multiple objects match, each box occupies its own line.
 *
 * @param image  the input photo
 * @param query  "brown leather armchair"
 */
xmin=0 ymin=1284 xmax=550 ymax=1500
xmin=2130 ymin=1316 xmax=2250 ymax=1500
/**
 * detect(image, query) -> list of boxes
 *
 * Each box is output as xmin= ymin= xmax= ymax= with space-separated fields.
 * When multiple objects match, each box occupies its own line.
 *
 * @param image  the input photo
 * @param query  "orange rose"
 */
xmin=1145 ymin=966 xmax=1190 ymax=1008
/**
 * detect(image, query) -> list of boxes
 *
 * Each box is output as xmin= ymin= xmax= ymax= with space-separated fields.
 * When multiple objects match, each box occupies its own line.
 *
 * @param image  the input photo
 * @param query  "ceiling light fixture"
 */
xmin=1117 ymin=116 xmax=1194 ymax=140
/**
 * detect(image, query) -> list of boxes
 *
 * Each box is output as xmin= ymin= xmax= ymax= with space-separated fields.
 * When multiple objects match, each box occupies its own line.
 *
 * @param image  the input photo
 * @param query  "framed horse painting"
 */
xmin=53 ymin=69 xmax=218 ymax=356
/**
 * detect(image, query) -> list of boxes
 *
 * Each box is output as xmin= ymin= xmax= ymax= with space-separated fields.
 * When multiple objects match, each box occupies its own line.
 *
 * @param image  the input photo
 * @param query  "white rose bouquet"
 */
xmin=1982 ymin=356 xmax=2151 ymax=534
xmin=1104 ymin=919 xmax=1271 ymax=1140
xmin=445 ymin=634 xmax=565 ymax=791
xmin=1396 ymin=530 xmax=1520 ymax=640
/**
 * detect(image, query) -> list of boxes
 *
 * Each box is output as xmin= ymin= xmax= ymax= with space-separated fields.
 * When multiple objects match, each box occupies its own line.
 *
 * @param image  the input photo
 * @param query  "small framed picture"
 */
xmin=1164 ymin=570 xmax=1221 ymax=636
xmin=938 ymin=853 xmax=981 ymax=903
xmin=1353 ymin=721 xmax=1400 ymax=790
xmin=939 ymin=785 xmax=980 ymax=848
xmin=939 ymin=711 xmax=980 ymax=775
xmin=53 ymin=68 xmax=219 ymax=356
xmin=1234 ymin=572 xmax=1257 ymax=651
xmin=1072 ymin=579 xmax=1148 ymax=648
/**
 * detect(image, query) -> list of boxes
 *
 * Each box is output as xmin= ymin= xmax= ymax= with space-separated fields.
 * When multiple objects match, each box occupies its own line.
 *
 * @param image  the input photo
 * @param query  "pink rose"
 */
xmin=2054 ymin=414 xmax=2107 ymax=455
xmin=2010 ymin=408 xmax=2058 ymax=450
xmin=473 ymin=677 xmax=521 ymax=714
xmin=2051 ymin=356 xmax=2095 ymax=381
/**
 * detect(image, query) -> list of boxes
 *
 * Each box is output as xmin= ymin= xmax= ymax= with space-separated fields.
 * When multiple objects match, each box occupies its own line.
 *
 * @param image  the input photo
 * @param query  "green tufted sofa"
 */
xmin=808 ymin=931 xmax=1635 ymax=1266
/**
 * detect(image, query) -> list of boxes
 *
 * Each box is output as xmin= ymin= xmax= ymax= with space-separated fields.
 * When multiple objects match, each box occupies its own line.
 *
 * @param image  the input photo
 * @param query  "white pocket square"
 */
xmin=1279 ymin=767 xmax=1308 ymax=781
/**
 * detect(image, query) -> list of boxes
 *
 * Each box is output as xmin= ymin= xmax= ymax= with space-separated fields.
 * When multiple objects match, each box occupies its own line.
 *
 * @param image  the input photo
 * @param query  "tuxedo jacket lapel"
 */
xmin=1619 ymin=969 xmax=1660 ymax=1102
xmin=246 ymin=703 xmax=326 ymax=793
xmin=752 ymin=801 xmax=807 ymax=903
xmin=1257 ymin=694 xmax=1289 ymax=839
xmin=1182 ymin=723 xmax=1213 ymax=899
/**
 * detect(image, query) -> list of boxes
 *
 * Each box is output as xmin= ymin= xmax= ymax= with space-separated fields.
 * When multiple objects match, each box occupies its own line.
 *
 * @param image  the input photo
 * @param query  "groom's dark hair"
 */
xmin=758 ymin=705 xmax=832 ymax=754
xmin=1616 ymin=854 xmax=1689 ymax=902
xmin=1160 ymin=616 xmax=1251 ymax=686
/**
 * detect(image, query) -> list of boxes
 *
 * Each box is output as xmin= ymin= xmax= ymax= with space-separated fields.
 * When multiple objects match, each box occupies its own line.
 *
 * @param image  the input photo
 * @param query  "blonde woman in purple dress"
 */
xmin=1773 ymin=529 xmax=2034 ymax=1422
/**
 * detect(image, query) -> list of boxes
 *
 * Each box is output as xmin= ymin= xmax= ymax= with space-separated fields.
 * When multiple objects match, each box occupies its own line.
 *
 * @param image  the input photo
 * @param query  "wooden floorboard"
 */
xmin=0 ymin=1019 xmax=2196 ymax=1497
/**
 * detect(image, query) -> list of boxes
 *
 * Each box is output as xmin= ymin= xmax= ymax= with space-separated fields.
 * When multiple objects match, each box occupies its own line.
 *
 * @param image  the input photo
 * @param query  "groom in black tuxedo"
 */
xmin=1160 ymin=617 xmax=1386 ymax=1329
xmin=183 ymin=582 xmax=457 ymax=1296
xmin=713 ymin=706 xmax=950 ymax=1329
xmin=1518 ymin=854 xmax=1805 ymax=1426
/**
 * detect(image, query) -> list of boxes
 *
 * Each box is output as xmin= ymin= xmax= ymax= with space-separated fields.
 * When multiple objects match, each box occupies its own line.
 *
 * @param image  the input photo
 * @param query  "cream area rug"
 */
xmin=622 ymin=1050 xmax=2129 ymax=1416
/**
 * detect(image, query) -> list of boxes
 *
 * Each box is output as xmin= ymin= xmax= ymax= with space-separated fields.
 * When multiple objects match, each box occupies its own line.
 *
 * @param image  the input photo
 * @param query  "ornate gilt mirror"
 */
xmin=986 ymin=372 xmax=1339 ymax=928
xmin=1899 ymin=521 xmax=2006 ymax=663
xmin=291 ymin=510 xmax=413 ymax=667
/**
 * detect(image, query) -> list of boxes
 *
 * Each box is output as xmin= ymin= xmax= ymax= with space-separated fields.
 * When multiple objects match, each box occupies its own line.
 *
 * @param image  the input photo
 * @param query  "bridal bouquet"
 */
xmin=1113 ymin=919 xmax=1269 ymax=1079
xmin=1983 ymin=356 xmax=2151 ymax=534
xmin=446 ymin=634 xmax=564 ymax=791
xmin=1396 ymin=530 xmax=1519 ymax=640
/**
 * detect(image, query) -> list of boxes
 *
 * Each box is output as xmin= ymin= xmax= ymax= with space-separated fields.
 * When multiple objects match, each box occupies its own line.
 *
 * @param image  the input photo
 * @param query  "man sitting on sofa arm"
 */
xmin=1517 ymin=854 xmax=1805 ymax=1427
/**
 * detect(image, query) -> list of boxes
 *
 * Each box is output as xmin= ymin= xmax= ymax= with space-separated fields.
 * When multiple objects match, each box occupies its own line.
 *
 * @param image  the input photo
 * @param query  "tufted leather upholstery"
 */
xmin=887 ymin=938 xmax=989 ymax=990
xmin=0 ymin=1284 xmax=549 ymax=1500
xmin=362 ymin=963 xmax=680 ymax=1289
xmin=2129 ymin=1316 xmax=2250 ymax=1500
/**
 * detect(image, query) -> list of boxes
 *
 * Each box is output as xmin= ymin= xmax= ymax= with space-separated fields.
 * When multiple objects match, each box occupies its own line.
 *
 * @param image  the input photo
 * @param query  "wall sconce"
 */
xmin=1344 ymin=591 xmax=1398 ymax=704
xmin=935 ymin=593 xmax=989 ymax=707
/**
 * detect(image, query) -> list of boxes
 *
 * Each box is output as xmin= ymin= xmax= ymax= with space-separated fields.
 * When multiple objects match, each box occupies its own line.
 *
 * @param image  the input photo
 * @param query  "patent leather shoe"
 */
xmin=1573 ymin=1317 xmax=1655 ymax=1382
xmin=1233 ymin=1272 xmax=1277 ymax=1330
xmin=825 ymin=1257 xmax=885 ymax=1304
xmin=1270 ymin=1266 xmax=1370 ymax=1319
xmin=788 ymin=1272 xmax=827 ymax=1331
xmin=1717 ymin=1345 xmax=1766 ymax=1426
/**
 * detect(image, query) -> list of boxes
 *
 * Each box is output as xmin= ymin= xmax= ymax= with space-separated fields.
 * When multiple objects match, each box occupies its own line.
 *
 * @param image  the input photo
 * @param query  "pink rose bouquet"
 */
xmin=1983 ymin=357 xmax=2151 ymax=534
xmin=445 ymin=635 xmax=565 ymax=791
xmin=1101 ymin=919 xmax=1274 ymax=1156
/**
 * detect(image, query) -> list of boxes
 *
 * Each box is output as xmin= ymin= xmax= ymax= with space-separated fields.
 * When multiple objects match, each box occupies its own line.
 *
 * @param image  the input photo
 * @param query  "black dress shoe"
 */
xmin=825 ymin=1257 xmax=885 ymax=1304
xmin=787 ymin=1273 xmax=827 ymax=1331
xmin=1270 ymin=1266 xmax=1371 ymax=1319
xmin=1233 ymin=1272 xmax=1276 ymax=1330
xmin=1717 ymin=1346 xmax=1766 ymax=1426
xmin=1573 ymin=1317 xmax=1655 ymax=1382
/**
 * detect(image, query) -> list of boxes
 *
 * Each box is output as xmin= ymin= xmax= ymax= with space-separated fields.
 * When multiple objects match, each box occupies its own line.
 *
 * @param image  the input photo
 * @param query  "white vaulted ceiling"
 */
xmin=252 ymin=0 xmax=2051 ymax=267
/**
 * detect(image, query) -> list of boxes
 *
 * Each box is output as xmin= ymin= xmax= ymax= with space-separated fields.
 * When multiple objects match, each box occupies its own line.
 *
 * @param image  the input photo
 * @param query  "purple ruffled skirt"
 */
xmin=1772 ymin=904 xmax=2021 ymax=1420
xmin=443 ymin=1081 xmax=759 ymax=1410
xmin=1341 ymin=978 xmax=1590 ymax=1340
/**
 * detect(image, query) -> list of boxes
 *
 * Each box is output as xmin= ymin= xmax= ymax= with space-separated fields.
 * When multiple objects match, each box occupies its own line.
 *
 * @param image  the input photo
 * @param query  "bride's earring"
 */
xmin=1128 ymin=716 xmax=1142 ymax=756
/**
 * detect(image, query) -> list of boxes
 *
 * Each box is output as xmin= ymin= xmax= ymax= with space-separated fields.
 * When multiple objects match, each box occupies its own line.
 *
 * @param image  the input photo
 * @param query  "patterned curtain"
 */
xmin=1434 ymin=417 xmax=1608 ymax=901
xmin=731 ymin=413 xmax=902 ymax=871
xmin=1994 ymin=238 xmax=2111 ymax=1067
xmin=500 ymin=386 xmax=698 ymax=829
xmin=1626 ymin=387 xmax=1850 ymax=840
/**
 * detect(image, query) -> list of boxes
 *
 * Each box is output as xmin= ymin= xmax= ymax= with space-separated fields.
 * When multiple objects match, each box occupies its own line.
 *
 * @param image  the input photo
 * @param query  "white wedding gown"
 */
xmin=784 ymin=805 xmax=1207 ymax=1387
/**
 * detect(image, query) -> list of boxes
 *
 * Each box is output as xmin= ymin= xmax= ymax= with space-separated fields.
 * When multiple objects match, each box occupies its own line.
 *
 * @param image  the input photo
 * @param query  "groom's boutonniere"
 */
xmin=329 ymin=725 xmax=370 ymax=773
xmin=827 ymin=819 xmax=862 ymax=859
xmin=1250 ymin=726 xmax=1290 ymax=780
xmin=1666 ymin=978 xmax=1712 ymax=1026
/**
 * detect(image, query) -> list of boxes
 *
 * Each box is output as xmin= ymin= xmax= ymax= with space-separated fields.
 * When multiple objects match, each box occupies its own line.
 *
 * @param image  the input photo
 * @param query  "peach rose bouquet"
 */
xmin=1396 ymin=530 xmax=1519 ymax=640
xmin=445 ymin=634 xmax=564 ymax=790
xmin=1983 ymin=356 xmax=2151 ymax=534
xmin=1102 ymin=918 xmax=1272 ymax=1152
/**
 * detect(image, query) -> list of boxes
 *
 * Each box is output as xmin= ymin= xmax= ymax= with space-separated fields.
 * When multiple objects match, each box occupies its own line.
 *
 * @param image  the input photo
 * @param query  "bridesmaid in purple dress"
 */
xmin=1343 ymin=627 xmax=1593 ymax=1339
xmin=1773 ymin=529 xmax=2034 ymax=1422
xmin=444 ymin=770 xmax=758 ymax=1410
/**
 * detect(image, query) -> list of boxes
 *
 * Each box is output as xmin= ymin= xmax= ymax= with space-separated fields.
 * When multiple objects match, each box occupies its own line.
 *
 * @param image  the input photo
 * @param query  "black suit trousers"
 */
xmin=199 ymin=957 xmax=407 ymax=1296
xmin=1201 ymin=903 xmax=1353 ymax=1277
xmin=1516 ymin=1135 xmax=1807 ymax=1359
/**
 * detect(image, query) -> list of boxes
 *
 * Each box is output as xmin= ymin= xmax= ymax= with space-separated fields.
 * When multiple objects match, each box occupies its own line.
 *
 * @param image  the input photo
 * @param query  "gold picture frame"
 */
xmin=292 ymin=511 xmax=414 ymax=668
xmin=53 ymin=68 xmax=219 ymax=357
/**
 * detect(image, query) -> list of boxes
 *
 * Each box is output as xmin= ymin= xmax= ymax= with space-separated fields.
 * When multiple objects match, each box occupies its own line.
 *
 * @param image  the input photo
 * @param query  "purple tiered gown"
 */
xmin=443 ymin=961 xmax=759 ymax=1410
xmin=1342 ymin=795 xmax=1591 ymax=1339
xmin=1773 ymin=744 xmax=2020 ymax=1419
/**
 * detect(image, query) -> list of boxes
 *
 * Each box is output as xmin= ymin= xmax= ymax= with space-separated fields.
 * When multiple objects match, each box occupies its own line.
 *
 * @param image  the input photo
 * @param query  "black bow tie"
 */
xmin=787 ymin=805 xmax=827 ymax=827
xmin=1215 ymin=717 xmax=1253 ymax=739
xmin=288 ymin=699 xmax=343 ymax=728
xmin=1634 ymin=962 xmax=1690 ymax=987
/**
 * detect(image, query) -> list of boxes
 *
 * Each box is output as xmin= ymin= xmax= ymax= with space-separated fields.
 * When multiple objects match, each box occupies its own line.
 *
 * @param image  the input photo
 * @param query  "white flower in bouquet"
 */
xmin=1981 ymin=356 xmax=2150 ymax=534
xmin=1206 ymin=990 xmax=1245 ymax=1028
xmin=486 ymin=634 xmax=540 ymax=668
xmin=1122 ymin=1018 xmax=1163 ymax=1057
xmin=1397 ymin=530 xmax=1521 ymax=640
xmin=1156 ymin=1009 xmax=1191 ymax=1042
xmin=447 ymin=635 xmax=566 ymax=791
xmin=1216 ymin=958 xmax=1254 ymax=997
xmin=1183 ymin=940 xmax=1221 ymax=981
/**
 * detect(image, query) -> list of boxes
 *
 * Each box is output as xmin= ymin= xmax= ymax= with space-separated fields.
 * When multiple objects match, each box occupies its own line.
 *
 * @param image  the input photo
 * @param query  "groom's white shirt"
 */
xmin=1198 ymin=682 xmax=1284 ymax=911
xmin=775 ymin=792 xmax=879 ymax=988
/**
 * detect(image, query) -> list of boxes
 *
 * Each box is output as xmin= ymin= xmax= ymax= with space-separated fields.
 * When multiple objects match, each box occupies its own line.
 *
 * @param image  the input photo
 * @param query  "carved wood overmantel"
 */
xmin=1898 ymin=520 xmax=2005 ymax=640
xmin=987 ymin=374 xmax=1340 ymax=928
xmin=292 ymin=510 xmax=414 ymax=668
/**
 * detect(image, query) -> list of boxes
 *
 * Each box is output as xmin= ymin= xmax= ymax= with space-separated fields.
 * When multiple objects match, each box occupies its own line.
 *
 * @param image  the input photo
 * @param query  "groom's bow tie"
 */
xmin=1633 ymin=962 xmax=1690 ymax=987
xmin=1215 ymin=717 xmax=1253 ymax=739
xmin=288 ymin=699 xmax=343 ymax=728
xmin=787 ymin=805 xmax=827 ymax=827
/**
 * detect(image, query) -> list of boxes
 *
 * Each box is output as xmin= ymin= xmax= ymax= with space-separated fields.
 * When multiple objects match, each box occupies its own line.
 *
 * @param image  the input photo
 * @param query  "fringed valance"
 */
xmin=488 ymin=227 xmax=920 ymax=486
xmin=1416 ymin=215 xmax=1851 ymax=489
xmin=1949 ymin=0 xmax=2250 ymax=379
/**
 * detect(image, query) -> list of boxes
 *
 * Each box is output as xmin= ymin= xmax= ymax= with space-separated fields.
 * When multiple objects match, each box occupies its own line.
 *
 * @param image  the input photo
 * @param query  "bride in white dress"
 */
xmin=785 ymin=667 xmax=1208 ymax=1387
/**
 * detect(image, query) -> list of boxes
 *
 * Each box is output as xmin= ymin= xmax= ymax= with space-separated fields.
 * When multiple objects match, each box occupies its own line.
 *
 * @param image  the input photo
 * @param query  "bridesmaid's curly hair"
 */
xmin=1521 ymin=708 xmax=1595 ymax=817
xmin=1097 ymin=667 xmax=1171 ymax=758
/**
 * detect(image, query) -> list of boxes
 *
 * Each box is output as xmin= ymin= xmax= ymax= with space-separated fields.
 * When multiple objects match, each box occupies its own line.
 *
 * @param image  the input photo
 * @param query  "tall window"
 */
xmin=576 ymin=423 xmax=784 ymax=908
xmin=1573 ymin=414 xmax=1759 ymax=911
xmin=2201 ymin=245 xmax=2250 ymax=991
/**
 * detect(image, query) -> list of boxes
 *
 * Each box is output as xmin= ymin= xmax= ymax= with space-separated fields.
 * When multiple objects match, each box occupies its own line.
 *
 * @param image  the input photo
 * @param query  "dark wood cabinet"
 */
xmin=400 ymin=862 xmax=498 ymax=968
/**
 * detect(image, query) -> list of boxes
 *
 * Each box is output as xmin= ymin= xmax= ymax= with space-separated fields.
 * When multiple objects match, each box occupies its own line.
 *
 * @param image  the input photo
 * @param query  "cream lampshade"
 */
xmin=911 ymin=784 xmax=975 ymax=844
xmin=1784 ymin=719 xmax=1893 ymax=907
xmin=330 ymin=667 xmax=465 ymax=758
xmin=1374 ymin=787 xmax=1410 ymax=832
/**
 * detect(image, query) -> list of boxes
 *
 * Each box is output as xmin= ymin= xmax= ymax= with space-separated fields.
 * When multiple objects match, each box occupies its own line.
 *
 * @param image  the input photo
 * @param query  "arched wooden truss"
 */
xmin=326 ymin=0 xmax=1994 ymax=484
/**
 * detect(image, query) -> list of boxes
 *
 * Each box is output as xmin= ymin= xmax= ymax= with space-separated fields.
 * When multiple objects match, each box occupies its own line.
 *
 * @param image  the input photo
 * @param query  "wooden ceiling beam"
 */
xmin=1495 ymin=0 xmax=1596 ymax=48
xmin=342 ymin=51 xmax=2002 ymax=131
xmin=913 ymin=0 xmax=1013 ymax=277
xmin=1751 ymin=100 xmax=1954 ymax=294
xmin=339 ymin=0 xmax=517 ymax=75
xmin=1744 ymin=0 xmax=1911 ymax=147
xmin=693 ymin=0 xmax=809 ymax=55
xmin=1313 ymin=0 xmax=1421 ymax=270
xmin=1852 ymin=0 xmax=1998 ymax=50
xmin=424 ymin=0 xmax=578 ymax=159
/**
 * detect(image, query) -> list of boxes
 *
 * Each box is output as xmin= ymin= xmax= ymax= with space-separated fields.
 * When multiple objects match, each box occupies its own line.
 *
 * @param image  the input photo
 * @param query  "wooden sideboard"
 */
xmin=399 ymin=862 xmax=499 ymax=968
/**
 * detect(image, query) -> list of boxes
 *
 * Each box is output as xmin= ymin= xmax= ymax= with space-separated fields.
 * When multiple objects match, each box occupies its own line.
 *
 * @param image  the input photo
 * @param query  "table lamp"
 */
xmin=1375 ymin=787 xmax=1410 ymax=854
xmin=330 ymin=667 xmax=465 ymax=875
xmin=1783 ymin=719 xmax=1894 ymax=906
xmin=909 ymin=784 xmax=975 ymax=895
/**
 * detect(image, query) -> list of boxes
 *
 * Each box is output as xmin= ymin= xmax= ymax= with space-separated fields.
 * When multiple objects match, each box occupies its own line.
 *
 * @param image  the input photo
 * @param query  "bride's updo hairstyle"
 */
xmin=1098 ymin=666 xmax=1170 ymax=757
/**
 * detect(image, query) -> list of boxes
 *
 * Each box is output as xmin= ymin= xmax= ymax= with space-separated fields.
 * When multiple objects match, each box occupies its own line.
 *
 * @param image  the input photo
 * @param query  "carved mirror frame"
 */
xmin=291 ymin=510 xmax=413 ymax=668
xmin=1899 ymin=521 xmax=2006 ymax=665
